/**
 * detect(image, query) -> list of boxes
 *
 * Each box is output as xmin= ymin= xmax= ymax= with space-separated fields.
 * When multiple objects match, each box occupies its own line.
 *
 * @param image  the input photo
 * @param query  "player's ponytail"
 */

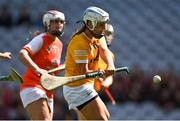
xmin=71 ymin=21 xmax=86 ymax=38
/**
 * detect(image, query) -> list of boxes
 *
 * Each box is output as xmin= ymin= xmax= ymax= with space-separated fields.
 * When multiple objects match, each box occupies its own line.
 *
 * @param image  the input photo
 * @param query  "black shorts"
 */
xmin=77 ymin=95 xmax=98 ymax=110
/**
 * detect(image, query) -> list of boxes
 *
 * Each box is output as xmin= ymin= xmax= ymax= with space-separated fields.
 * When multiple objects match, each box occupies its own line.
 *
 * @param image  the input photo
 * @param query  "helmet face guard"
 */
xmin=43 ymin=10 xmax=65 ymax=37
xmin=84 ymin=22 xmax=106 ymax=39
xmin=83 ymin=6 xmax=110 ymax=39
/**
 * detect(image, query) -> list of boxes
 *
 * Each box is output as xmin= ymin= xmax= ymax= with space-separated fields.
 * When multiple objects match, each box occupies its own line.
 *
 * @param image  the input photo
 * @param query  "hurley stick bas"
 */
xmin=40 ymin=66 xmax=129 ymax=90
xmin=0 ymin=67 xmax=23 ymax=83
xmin=0 ymin=64 xmax=65 ymax=84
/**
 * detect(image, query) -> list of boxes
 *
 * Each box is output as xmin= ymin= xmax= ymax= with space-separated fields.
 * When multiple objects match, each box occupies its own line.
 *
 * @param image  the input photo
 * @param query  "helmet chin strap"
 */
xmin=49 ymin=30 xmax=63 ymax=37
xmin=90 ymin=31 xmax=104 ymax=39
xmin=85 ymin=24 xmax=103 ymax=39
xmin=47 ymin=24 xmax=64 ymax=37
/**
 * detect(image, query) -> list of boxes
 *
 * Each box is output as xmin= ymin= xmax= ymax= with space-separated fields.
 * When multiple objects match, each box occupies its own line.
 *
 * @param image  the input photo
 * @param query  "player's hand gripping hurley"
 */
xmin=40 ymin=66 xmax=129 ymax=90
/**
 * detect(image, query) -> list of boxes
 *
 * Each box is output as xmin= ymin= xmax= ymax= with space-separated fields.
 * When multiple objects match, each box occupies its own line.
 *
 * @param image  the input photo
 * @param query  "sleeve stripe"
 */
xmin=75 ymin=60 xmax=88 ymax=63
xmin=74 ymin=54 xmax=88 ymax=57
xmin=22 ymin=46 xmax=33 ymax=56
xmin=74 ymin=50 xmax=87 ymax=56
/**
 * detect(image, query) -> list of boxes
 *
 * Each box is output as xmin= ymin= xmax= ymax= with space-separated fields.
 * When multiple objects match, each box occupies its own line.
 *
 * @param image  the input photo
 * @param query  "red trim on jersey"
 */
xmin=22 ymin=47 xmax=33 ymax=56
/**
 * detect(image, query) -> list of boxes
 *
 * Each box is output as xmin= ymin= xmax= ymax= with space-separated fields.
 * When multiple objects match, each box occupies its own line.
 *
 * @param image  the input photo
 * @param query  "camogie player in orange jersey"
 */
xmin=18 ymin=10 xmax=65 ymax=120
xmin=63 ymin=6 xmax=115 ymax=120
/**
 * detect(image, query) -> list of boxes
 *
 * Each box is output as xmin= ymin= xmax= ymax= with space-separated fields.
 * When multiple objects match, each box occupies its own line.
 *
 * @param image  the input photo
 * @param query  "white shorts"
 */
xmin=20 ymin=87 xmax=53 ymax=112
xmin=63 ymin=83 xmax=98 ymax=110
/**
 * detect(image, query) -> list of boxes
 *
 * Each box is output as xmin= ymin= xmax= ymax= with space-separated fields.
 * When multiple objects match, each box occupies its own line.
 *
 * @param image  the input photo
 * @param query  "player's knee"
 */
xmin=106 ymin=111 xmax=110 ymax=119
xmin=99 ymin=112 xmax=109 ymax=121
xmin=40 ymin=112 xmax=52 ymax=121
xmin=103 ymin=107 xmax=110 ymax=119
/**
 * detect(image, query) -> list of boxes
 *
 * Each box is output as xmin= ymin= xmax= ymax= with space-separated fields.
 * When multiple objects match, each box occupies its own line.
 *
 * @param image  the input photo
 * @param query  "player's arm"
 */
xmin=77 ymin=63 xmax=96 ymax=74
xmin=99 ymin=37 xmax=115 ymax=70
xmin=19 ymin=36 xmax=47 ymax=75
xmin=19 ymin=49 xmax=46 ymax=75
xmin=101 ymin=76 xmax=113 ymax=88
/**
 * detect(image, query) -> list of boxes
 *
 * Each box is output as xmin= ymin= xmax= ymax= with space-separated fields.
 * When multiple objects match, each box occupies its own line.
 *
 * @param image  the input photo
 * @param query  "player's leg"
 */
xmin=63 ymin=84 xmax=110 ymax=120
xmin=78 ymin=96 xmax=110 ymax=120
xmin=76 ymin=110 xmax=86 ymax=120
xmin=20 ymin=87 xmax=53 ymax=120
xmin=26 ymin=98 xmax=53 ymax=120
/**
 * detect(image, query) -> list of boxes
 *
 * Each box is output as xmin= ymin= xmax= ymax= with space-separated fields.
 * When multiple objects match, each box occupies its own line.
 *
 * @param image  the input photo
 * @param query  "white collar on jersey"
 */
xmin=82 ymin=32 xmax=93 ymax=42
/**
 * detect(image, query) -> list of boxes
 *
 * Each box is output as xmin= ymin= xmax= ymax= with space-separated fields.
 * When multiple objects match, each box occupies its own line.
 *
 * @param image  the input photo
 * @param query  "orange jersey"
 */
xmin=65 ymin=33 xmax=100 ymax=87
xmin=20 ymin=33 xmax=63 ymax=98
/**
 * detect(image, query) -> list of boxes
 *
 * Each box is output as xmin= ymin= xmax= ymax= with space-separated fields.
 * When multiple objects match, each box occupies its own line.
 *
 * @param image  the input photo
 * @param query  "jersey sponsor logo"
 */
xmin=51 ymin=45 xmax=58 ymax=54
